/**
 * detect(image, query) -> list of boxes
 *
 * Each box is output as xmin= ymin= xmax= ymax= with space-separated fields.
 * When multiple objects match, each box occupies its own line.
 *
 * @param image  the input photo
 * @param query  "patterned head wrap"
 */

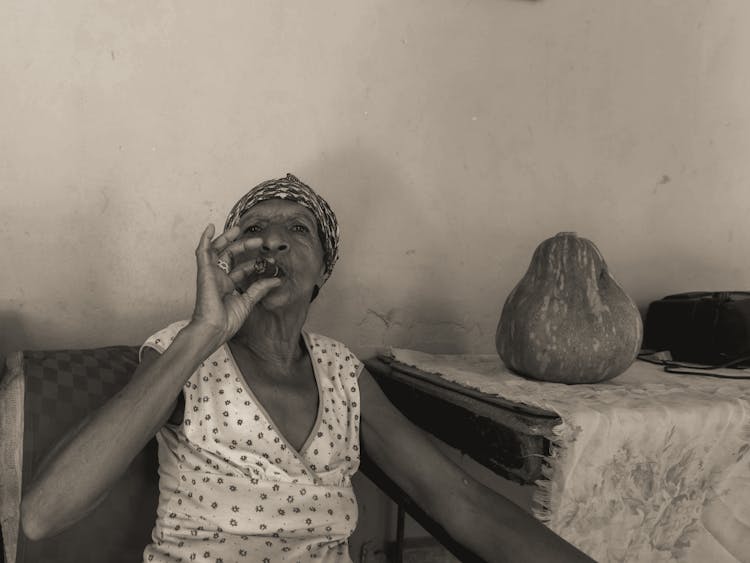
xmin=224 ymin=173 xmax=340 ymax=283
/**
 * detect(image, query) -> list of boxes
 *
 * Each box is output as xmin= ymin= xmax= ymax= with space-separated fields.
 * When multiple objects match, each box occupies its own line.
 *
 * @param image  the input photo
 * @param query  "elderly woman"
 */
xmin=21 ymin=174 xmax=592 ymax=562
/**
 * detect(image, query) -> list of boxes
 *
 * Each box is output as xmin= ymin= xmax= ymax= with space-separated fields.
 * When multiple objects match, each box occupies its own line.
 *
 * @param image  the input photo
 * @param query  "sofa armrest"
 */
xmin=0 ymin=353 xmax=24 ymax=563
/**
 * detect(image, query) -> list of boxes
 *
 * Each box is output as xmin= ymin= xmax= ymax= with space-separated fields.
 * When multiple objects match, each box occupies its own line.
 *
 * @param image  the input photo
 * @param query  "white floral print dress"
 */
xmin=140 ymin=321 xmax=363 ymax=563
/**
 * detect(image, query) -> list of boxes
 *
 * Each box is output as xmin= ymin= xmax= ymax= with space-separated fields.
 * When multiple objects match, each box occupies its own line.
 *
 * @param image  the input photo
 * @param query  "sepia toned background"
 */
xmin=2 ymin=0 xmax=750 ymax=559
xmin=3 ymin=0 xmax=750 ymax=358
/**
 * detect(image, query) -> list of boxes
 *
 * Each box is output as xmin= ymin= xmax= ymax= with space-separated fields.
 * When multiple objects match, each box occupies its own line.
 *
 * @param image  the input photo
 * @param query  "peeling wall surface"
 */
xmin=3 ymin=1 xmax=750 ymax=558
xmin=3 ymin=1 xmax=750 ymax=358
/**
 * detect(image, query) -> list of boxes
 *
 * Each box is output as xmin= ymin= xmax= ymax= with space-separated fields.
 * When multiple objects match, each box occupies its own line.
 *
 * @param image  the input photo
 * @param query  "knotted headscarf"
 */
xmin=224 ymin=173 xmax=340 ymax=283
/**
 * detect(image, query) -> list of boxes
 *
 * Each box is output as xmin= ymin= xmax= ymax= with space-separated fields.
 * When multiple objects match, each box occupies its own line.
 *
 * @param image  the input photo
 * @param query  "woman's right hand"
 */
xmin=189 ymin=224 xmax=281 ymax=346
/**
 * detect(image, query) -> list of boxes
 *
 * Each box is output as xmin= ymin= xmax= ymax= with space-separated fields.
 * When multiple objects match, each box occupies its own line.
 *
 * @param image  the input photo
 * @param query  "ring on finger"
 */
xmin=217 ymin=259 xmax=231 ymax=274
xmin=216 ymin=249 xmax=235 ymax=274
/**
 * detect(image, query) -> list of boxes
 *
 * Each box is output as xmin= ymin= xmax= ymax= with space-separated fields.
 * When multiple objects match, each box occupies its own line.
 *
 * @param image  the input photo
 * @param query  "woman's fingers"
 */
xmin=227 ymin=261 xmax=259 ymax=287
xmin=211 ymin=225 xmax=261 ymax=254
xmin=195 ymin=224 xmax=217 ymax=266
xmin=240 ymin=277 xmax=282 ymax=307
xmin=228 ymin=261 xmax=281 ymax=295
xmin=198 ymin=223 xmax=262 ymax=276
xmin=210 ymin=225 xmax=241 ymax=254
xmin=222 ymin=277 xmax=281 ymax=333
xmin=216 ymin=237 xmax=264 ymax=272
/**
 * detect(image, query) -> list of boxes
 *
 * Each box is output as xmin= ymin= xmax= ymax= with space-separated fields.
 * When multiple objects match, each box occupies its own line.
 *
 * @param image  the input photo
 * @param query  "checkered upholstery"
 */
xmin=17 ymin=346 xmax=159 ymax=563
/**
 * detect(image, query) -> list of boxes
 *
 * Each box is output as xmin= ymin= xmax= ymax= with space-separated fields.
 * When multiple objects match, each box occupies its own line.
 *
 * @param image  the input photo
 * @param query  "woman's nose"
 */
xmin=260 ymin=228 xmax=289 ymax=254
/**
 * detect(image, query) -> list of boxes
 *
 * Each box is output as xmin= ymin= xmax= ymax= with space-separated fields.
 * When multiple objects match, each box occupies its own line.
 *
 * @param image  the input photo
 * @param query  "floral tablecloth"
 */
xmin=389 ymin=349 xmax=750 ymax=563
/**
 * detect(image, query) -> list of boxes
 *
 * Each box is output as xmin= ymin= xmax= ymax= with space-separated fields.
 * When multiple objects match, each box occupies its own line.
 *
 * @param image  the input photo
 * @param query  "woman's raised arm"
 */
xmin=20 ymin=224 xmax=280 ymax=540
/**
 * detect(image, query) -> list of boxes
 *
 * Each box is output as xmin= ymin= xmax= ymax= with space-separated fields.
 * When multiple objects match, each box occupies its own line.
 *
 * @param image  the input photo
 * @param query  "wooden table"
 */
xmin=361 ymin=357 xmax=562 ymax=562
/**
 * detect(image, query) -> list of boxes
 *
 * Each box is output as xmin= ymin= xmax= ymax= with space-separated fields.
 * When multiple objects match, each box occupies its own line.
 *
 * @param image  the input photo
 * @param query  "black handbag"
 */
xmin=642 ymin=292 xmax=750 ymax=376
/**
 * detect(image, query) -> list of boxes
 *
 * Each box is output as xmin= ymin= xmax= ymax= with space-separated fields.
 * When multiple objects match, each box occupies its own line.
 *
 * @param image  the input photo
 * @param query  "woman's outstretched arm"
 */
xmin=358 ymin=368 xmax=595 ymax=563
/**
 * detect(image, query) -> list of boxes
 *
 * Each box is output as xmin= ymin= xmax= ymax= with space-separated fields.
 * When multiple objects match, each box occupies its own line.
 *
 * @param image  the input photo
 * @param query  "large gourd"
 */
xmin=496 ymin=232 xmax=643 ymax=384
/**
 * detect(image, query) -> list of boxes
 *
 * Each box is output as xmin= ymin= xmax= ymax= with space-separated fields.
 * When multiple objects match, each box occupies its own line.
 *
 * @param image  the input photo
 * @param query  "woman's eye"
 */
xmin=245 ymin=225 xmax=262 ymax=234
xmin=291 ymin=224 xmax=309 ymax=233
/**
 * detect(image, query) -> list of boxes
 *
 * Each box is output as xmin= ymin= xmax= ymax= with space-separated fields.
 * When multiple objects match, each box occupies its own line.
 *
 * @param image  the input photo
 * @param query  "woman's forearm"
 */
xmin=449 ymin=482 xmax=595 ymax=563
xmin=20 ymin=323 xmax=220 ymax=540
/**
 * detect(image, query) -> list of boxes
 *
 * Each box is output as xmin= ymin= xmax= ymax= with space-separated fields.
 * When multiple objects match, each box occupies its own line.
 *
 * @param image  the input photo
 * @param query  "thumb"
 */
xmin=240 ymin=277 xmax=283 ymax=308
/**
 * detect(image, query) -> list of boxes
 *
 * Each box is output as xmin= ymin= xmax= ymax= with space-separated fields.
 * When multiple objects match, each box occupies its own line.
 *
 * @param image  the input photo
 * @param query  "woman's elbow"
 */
xmin=21 ymin=485 xmax=108 ymax=541
xmin=20 ymin=494 xmax=51 ymax=541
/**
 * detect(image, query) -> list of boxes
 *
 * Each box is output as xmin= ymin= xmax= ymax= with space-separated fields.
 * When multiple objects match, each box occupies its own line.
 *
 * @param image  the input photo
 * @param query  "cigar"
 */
xmin=223 ymin=257 xmax=282 ymax=294
xmin=251 ymin=258 xmax=281 ymax=279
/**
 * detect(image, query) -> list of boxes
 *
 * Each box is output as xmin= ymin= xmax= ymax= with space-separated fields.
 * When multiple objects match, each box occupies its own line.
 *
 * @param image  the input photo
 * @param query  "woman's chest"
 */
xmin=245 ymin=373 xmax=320 ymax=453
xmin=183 ymin=356 xmax=317 ymax=445
xmin=177 ymin=345 xmax=360 ymax=480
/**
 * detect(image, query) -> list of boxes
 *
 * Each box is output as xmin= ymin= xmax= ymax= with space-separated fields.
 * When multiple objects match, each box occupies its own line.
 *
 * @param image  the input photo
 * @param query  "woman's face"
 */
xmin=235 ymin=199 xmax=326 ymax=309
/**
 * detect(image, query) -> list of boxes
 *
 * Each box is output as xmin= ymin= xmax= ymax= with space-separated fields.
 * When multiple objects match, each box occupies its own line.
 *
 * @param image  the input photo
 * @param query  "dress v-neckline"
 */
xmin=224 ymin=331 xmax=324 ymax=462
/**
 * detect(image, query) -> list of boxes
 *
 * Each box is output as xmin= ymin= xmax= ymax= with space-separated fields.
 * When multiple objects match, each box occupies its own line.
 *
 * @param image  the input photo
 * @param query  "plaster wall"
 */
xmin=3 ymin=1 xmax=749 ymax=357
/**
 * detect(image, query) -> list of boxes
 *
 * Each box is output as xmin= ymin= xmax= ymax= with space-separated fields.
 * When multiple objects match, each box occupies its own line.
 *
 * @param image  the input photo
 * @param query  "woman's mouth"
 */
xmin=253 ymin=258 xmax=285 ymax=279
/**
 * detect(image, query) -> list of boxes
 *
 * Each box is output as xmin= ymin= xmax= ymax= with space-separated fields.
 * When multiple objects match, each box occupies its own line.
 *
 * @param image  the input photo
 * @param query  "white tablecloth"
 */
xmin=390 ymin=349 xmax=750 ymax=563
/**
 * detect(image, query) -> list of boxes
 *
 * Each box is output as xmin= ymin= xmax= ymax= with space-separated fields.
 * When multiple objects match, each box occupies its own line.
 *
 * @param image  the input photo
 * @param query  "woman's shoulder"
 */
xmin=305 ymin=331 xmax=355 ymax=355
xmin=304 ymin=331 xmax=363 ymax=376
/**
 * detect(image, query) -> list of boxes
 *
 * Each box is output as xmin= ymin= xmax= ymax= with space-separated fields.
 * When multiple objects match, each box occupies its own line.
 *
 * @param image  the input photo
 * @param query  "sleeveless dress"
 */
xmin=139 ymin=321 xmax=363 ymax=563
